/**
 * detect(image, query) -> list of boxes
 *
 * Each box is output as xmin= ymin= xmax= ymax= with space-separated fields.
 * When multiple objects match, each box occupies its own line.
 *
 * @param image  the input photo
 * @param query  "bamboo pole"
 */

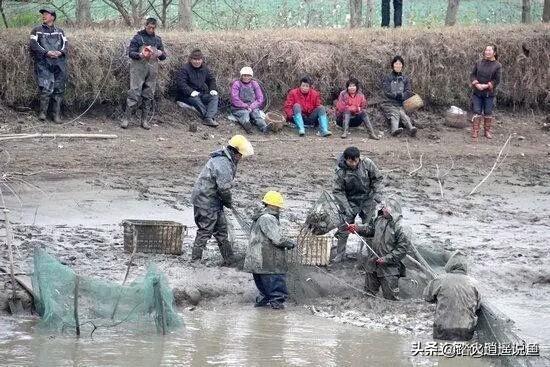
xmin=74 ymin=275 xmax=80 ymax=337
xmin=0 ymin=133 xmax=118 ymax=141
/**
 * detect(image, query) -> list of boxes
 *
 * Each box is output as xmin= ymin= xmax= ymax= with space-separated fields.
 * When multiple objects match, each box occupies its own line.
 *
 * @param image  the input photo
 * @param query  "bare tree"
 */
xmin=0 ymin=0 xmax=8 ymax=28
xmin=101 ymin=0 xmax=149 ymax=26
xmin=349 ymin=0 xmax=362 ymax=28
xmin=76 ymin=0 xmax=92 ymax=24
xmin=543 ymin=0 xmax=549 ymax=22
xmin=445 ymin=0 xmax=460 ymax=26
xmin=178 ymin=0 xmax=193 ymax=30
xmin=522 ymin=0 xmax=532 ymax=23
xmin=148 ymin=0 xmax=174 ymax=27
xmin=365 ymin=0 xmax=374 ymax=28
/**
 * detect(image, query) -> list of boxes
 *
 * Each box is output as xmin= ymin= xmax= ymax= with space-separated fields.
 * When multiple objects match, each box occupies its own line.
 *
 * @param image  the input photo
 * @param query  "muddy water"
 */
xmin=0 ymin=308 xmax=495 ymax=367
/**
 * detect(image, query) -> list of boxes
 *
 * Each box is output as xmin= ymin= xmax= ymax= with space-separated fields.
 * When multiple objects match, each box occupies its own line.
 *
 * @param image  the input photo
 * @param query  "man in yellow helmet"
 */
xmin=190 ymin=135 xmax=254 ymax=265
xmin=244 ymin=191 xmax=296 ymax=309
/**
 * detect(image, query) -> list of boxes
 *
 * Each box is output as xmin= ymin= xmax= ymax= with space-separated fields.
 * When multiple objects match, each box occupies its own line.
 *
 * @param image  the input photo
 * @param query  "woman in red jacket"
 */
xmin=283 ymin=76 xmax=332 ymax=137
xmin=336 ymin=78 xmax=379 ymax=139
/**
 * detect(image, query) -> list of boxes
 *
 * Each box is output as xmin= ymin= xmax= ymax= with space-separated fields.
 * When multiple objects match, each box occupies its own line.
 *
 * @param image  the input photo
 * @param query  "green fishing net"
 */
xmin=31 ymin=248 xmax=182 ymax=335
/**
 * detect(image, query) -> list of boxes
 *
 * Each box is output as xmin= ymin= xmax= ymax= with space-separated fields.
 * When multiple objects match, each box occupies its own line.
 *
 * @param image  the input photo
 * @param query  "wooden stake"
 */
xmin=74 ymin=275 xmax=80 ymax=337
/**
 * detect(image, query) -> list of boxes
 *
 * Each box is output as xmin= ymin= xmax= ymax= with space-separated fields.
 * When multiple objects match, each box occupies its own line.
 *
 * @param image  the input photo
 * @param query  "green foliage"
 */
xmin=7 ymin=11 xmax=36 ymax=28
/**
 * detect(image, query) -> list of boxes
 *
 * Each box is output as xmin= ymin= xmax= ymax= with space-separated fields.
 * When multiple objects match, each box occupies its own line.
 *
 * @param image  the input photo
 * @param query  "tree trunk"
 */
xmin=0 ymin=0 xmax=8 ymax=28
xmin=522 ymin=0 xmax=532 ymax=23
xmin=444 ymin=0 xmax=460 ymax=26
xmin=76 ymin=0 xmax=93 ymax=24
xmin=349 ymin=0 xmax=362 ymax=28
xmin=365 ymin=0 xmax=374 ymax=28
xmin=178 ymin=0 xmax=193 ymax=31
xmin=544 ymin=0 xmax=550 ymax=22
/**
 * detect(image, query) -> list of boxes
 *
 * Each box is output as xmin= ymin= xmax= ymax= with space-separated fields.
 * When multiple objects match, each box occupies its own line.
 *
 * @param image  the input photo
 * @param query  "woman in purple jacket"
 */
xmin=470 ymin=45 xmax=502 ymax=139
xmin=230 ymin=67 xmax=269 ymax=134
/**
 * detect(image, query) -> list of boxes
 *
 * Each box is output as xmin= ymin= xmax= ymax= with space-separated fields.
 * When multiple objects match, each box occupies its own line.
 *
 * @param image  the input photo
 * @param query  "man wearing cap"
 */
xmin=230 ymin=67 xmax=269 ymax=134
xmin=175 ymin=49 xmax=219 ymax=127
xmin=29 ymin=8 xmax=69 ymax=123
xmin=190 ymin=135 xmax=254 ymax=265
xmin=121 ymin=17 xmax=167 ymax=130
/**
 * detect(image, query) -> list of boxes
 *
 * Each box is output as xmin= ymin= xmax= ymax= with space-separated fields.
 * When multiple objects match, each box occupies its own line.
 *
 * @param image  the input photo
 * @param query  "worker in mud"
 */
xmin=29 ymin=8 xmax=69 ymax=124
xmin=469 ymin=45 xmax=502 ymax=139
xmin=332 ymin=146 xmax=383 ymax=263
xmin=176 ymin=49 xmax=219 ymax=127
xmin=423 ymin=251 xmax=482 ymax=340
xmin=345 ymin=197 xmax=410 ymax=300
xmin=335 ymin=77 xmax=379 ymax=139
xmin=380 ymin=56 xmax=418 ymax=137
xmin=283 ymin=76 xmax=332 ymax=137
xmin=230 ymin=67 xmax=270 ymax=134
xmin=190 ymin=135 xmax=254 ymax=266
xmin=244 ymin=191 xmax=296 ymax=309
xmin=121 ymin=17 xmax=167 ymax=130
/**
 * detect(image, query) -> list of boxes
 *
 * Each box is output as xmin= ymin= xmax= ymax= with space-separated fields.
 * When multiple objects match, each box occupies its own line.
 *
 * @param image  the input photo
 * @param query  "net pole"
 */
xmin=74 ymin=275 xmax=81 ymax=337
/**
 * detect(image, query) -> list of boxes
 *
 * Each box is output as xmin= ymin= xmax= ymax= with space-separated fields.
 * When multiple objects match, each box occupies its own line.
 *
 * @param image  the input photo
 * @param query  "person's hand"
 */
xmin=475 ymin=83 xmax=485 ymax=91
xmin=349 ymin=105 xmax=358 ymax=114
xmin=46 ymin=51 xmax=57 ymax=58
xmin=346 ymin=224 xmax=358 ymax=233
xmin=375 ymin=257 xmax=385 ymax=266
xmin=210 ymin=90 xmax=218 ymax=96
xmin=190 ymin=91 xmax=200 ymax=97
xmin=156 ymin=50 xmax=163 ymax=58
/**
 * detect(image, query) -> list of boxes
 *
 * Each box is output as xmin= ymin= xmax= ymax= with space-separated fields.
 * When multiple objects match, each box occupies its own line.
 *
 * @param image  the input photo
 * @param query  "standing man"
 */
xmin=244 ymin=191 xmax=296 ymax=310
xmin=176 ymin=49 xmax=219 ymax=127
xmin=332 ymin=146 xmax=383 ymax=263
xmin=190 ymin=135 xmax=254 ymax=265
xmin=121 ymin=18 xmax=167 ymax=130
xmin=381 ymin=0 xmax=403 ymax=28
xmin=345 ymin=197 xmax=411 ymax=300
xmin=29 ymin=8 xmax=69 ymax=124
xmin=423 ymin=252 xmax=482 ymax=340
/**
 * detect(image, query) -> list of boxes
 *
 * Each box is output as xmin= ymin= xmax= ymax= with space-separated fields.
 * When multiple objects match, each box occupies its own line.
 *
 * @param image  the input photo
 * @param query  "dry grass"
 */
xmin=0 ymin=25 xmax=548 ymax=110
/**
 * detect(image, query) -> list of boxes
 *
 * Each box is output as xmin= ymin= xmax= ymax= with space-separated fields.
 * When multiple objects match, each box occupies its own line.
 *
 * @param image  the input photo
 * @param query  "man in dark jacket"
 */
xmin=244 ymin=191 xmax=295 ymax=309
xmin=29 ymin=9 xmax=68 ymax=123
xmin=346 ymin=197 xmax=411 ymax=300
xmin=332 ymin=146 xmax=383 ymax=263
xmin=380 ymin=55 xmax=417 ymax=137
xmin=424 ymin=252 xmax=482 ymax=340
xmin=176 ymin=49 xmax=219 ymax=127
xmin=121 ymin=18 xmax=166 ymax=130
xmin=190 ymin=135 xmax=253 ymax=265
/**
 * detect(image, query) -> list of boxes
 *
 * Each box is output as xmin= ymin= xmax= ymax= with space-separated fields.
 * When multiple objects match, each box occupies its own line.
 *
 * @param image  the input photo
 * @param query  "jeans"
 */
xmin=180 ymin=94 xmax=219 ymax=119
xmin=471 ymin=94 xmax=495 ymax=116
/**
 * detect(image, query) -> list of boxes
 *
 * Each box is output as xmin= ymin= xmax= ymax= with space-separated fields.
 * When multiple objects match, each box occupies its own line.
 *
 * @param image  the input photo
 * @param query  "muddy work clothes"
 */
xmin=253 ymin=274 xmax=288 ymax=307
xmin=380 ymin=104 xmax=414 ymax=132
xmin=365 ymin=272 xmax=399 ymax=300
xmin=29 ymin=24 xmax=68 ymax=97
xmin=231 ymin=79 xmax=266 ymax=131
xmin=192 ymin=206 xmax=232 ymax=256
xmin=126 ymin=30 xmax=166 ymax=109
xmin=381 ymin=0 xmax=403 ymax=27
xmin=356 ymin=199 xmax=410 ymax=300
xmin=423 ymin=254 xmax=481 ymax=341
xmin=232 ymin=108 xmax=267 ymax=132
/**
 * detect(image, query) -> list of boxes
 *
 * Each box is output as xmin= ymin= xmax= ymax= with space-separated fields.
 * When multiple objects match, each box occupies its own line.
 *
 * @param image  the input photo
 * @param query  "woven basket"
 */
xmin=444 ymin=111 xmax=469 ymax=129
xmin=265 ymin=111 xmax=287 ymax=132
xmin=122 ymin=220 xmax=186 ymax=255
xmin=403 ymin=94 xmax=424 ymax=112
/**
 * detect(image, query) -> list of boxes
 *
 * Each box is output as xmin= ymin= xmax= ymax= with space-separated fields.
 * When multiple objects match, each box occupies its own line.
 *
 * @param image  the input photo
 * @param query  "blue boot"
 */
xmin=318 ymin=114 xmax=332 ymax=137
xmin=293 ymin=113 xmax=306 ymax=136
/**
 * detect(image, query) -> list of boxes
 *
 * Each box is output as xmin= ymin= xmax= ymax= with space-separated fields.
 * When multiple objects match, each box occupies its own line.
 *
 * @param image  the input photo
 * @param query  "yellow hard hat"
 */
xmin=262 ymin=191 xmax=284 ymax=208
xmin=228 ymin=135 xmax=254 ymax=157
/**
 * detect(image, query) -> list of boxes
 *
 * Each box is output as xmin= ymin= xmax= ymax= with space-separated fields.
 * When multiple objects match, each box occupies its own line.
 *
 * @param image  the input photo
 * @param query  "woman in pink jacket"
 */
xmin=336 ymin=78 xmax=379 ymax=139
xmin=230 ymin=67 xmax=269 ymax=134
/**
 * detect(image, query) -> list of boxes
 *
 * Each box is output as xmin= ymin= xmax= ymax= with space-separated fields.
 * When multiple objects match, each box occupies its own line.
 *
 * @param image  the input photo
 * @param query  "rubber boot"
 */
xmin=390 ymin=117 xmax=403 ymax=136
xmin=364 ymin=119 xmax=380 ymax=140
xmin=38 ymin=94 xmax=50 ymax=121
xmin=471 ymin=115 xmax=482 ymax=139
xmin=241 ymin=120 xmax=254 ymax=134
xmin=121 ymin=104 xmax=134 ymax=129
xmin=51 ymin=95 xmax=62 ymax=124
xmin=293 ymin=113 xmax=306 ymax=136
xmin=340 ymin=116 xmax=349 ymax=139
xmin=318 ymin=114 xmax=332 ymax=137
xmin=219 ymin=243 xmax=235 ymax=267
xmin=141 ymin=100 xmax=152 ymax=130
xmin=191 ymin=246 xmax=203 ymax=261
xmin=483 ymin=116 xmax=494 ymax=139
